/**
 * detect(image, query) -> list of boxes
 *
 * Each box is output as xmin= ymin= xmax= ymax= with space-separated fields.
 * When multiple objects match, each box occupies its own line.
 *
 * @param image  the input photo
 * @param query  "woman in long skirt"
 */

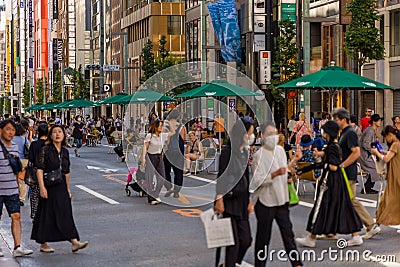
xmin=295 ymin=121 xmax=363 ymax=248
xmin=31 ymin=125 xmax=88 ymax=253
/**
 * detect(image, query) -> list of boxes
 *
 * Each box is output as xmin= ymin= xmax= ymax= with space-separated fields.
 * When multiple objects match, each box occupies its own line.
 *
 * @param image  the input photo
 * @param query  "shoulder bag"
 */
xmin=24 ymin=161 xmax=37 ymax=186
xmin=43 ymin=149 xmax=63 ymax=187
xmin=0 ymin=140 xmax=23 ymax=175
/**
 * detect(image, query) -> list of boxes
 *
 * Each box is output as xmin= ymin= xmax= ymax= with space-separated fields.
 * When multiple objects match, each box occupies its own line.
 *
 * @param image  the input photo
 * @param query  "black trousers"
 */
xmin=163 ymin=157 xmax=184 ymax=193
xmin=254 ymin=202 xmax=302 ymax=267
xmin=364 ymin=174 xmax=375 ymax=191
xmin=145 ymin=154 xmax=166 ymax=202
xmin=114 ymin=145 xmax=124 ymax=158
xmin=224 ymin=214 xmax=252 ymax=267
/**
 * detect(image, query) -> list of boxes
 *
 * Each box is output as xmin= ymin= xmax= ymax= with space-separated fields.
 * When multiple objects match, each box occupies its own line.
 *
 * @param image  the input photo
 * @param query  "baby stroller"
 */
xmin=125 ymin=166 xmax=147 ymax=197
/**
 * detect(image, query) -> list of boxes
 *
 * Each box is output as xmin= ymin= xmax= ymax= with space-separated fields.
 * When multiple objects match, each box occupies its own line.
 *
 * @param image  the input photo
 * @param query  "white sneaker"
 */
xmin=347 ymin=235 xmax=363 ymax=247
xmin=316 ymin=234 xmax=338 ymax=240
xmin=13 ymin=246 xmax=33 ymax=257
xmin=362 ymin=224 xmax=381 ymax=239
xmin=295 ymin=236 xmax=316 ymax=248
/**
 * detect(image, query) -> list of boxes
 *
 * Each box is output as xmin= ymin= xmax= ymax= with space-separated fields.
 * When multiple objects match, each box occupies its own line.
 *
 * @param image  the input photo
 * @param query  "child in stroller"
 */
xmin=125 ymin=166 xmax=147 ymax=197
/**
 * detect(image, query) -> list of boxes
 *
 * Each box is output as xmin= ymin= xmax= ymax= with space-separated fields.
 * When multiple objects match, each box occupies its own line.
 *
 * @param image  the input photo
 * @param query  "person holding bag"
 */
xmin=0 ymin=119 xmax=33 ymax=257
xmin=214 ymin=119 xmax=253 ymax=267
xmin=295 ymin=121 xmax=363 ymax=248
xmin=249 ymin=122 xmax=302 ymax=267
xmin=31 ymin=125 xmax=88 ymax=253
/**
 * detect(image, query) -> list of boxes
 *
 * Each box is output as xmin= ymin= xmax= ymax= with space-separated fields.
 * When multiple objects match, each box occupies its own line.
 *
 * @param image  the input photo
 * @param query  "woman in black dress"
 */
xmin=31 ymin=125 xmax=88 ymax=253
xmin=295 ymin=121 xmax=363 ymax=248
xmin=214 ymin=119 xmax=253 ymax=267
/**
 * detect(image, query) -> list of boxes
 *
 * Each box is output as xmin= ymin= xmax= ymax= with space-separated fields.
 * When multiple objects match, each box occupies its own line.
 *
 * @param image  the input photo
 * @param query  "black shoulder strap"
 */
xmin=0 ymin=140 xmax=9 ymax=158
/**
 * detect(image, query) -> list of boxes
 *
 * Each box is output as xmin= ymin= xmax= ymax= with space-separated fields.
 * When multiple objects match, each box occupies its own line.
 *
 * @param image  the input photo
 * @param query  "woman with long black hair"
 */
xmin=142 ymin=120 xmax=168 ymax=205
xmin=214 ymin=118 xmax=254 ymax=267
xmin=31 ymin=125 xmax=88 ymax=253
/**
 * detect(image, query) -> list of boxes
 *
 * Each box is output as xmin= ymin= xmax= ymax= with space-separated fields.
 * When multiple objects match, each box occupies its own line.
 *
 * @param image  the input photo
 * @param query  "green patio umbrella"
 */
xmin=97 ymin=92 xmax=128 ymax=105
xmin=120 ymin=88 xmax=175 ymax=104
xmin=277 ymin=66 xmax=392 ymax=91
xmin=56 ymin=99 xmax=100 ymax=109
xmin=36 ymin=102 xmax=59 ymax=111
xmin=25 ymin=104 xmax=43 ymax=111
xmin=176 ymin=80 xmax=263 ymax=98
xmin=277 ymin=66 xmax=392 ymax=111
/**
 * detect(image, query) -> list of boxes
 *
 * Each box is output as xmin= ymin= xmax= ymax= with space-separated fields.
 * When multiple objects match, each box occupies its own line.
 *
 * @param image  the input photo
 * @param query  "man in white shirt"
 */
xmin=250 ymin=122 xmax=302 ymax=267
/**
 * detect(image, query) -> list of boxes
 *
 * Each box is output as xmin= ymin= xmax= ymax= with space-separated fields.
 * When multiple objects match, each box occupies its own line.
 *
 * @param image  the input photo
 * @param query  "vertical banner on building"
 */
xmin=207 ymin=0 xmax=242 ymax=63
xmin=259 ymin=51 xmax=271 ymax=85
xmin=53 ymin=0 xmax=58 ymax=19
xmin=5 ymin=21 xmax=11 ymax=93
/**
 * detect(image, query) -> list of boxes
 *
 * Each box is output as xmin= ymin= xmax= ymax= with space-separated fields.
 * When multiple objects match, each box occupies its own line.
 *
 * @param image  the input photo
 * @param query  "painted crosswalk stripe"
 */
xmin=76 ymin=185 xmax=120 ymax=204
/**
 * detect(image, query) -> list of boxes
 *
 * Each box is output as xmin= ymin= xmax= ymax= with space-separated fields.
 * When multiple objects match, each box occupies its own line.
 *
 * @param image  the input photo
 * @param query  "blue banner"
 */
xmin=208 ymin=0 xmax=242 ymax=64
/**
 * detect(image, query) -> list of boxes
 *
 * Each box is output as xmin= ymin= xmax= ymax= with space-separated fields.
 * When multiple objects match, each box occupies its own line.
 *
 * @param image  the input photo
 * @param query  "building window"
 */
xmin=391 ymin=10 xmax=400 ymax=57
xmin=186 ymin=18 xmax=199 ymax=67
xmin=168 ymin=16 xmax=182 ymax=35
xmin=185 ymin=0 xmax=199 ymax=10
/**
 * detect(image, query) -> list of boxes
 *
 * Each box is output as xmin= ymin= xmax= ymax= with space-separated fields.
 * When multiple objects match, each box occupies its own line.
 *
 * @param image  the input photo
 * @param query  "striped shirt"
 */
xmin=0 ymin=142 xmax=19 ymax=196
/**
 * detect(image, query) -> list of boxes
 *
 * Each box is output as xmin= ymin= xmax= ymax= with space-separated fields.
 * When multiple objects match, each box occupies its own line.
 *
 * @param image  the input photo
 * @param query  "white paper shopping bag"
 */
xmin=204 ymin=215 xmax=235 ymax=249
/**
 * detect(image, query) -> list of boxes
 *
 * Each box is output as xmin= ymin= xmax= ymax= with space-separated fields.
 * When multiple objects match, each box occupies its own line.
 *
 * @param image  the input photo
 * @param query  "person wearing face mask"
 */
xmin=214 ymin=119 xmax=253 ymax=267
xmin=249 ymin=122 xmax=303 ymax=267
xmin=295 ymin=121 xmax=363 ymax=248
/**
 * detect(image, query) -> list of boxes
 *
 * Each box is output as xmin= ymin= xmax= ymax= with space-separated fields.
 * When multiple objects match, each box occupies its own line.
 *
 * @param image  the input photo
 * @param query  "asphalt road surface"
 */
xmin=0 ymin=142 xmax=399 ymax=267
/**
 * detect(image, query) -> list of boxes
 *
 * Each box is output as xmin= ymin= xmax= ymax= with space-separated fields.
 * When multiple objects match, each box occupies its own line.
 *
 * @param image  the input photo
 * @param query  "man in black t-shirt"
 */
xmin=332 ymin=108 xmax=381 ymax=240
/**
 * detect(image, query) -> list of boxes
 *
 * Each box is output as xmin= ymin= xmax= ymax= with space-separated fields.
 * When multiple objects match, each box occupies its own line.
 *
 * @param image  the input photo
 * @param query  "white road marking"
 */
xmin=87 ymin=165 xmax=118 ymax=173
xmin=76 ymin=185 xmax=120 ymax=204
xmin=185 ymin=174 xmax=217 ymax=184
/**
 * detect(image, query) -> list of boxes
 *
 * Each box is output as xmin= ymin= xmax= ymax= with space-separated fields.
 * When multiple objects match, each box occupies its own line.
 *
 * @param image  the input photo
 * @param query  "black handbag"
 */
xmin=24 ymin=161 xmax=37 ymax=186
xmin=0 ymin=140 xmax=23 ymax=175
xmin=43 ymin=150 xmax=63 ymax=187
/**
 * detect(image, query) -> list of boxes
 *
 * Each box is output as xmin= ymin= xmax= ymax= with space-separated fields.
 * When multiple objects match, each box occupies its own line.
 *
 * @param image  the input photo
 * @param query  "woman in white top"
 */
xmin=143 ymin=120 xmax=168 ymax=205
xmin=250 ymin=122 xmax=302 ymax=267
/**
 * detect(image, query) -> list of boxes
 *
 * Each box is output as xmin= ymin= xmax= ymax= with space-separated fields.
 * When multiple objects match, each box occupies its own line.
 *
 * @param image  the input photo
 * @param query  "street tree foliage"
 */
xmin=52 ymin=70 xmax=62 ymax=104
xmin=35 ymin=78 xmax=45 ymax=104
xmin=4 ymin=92 xmax=11 ymax=115
xmin=0 ymin=96 xmax=4 ymax=115
xmin=23 ymin=80 xmax=31 ymax=107
xmin=140 ymin=39 xmax=157 ymax=83
xmin=344 ymin=0 xmax=384 ymax=73
xmin=270 ymin=18 xmax=300 ymax=103
xmin=71 ymin=65 xmax=89 ymax=99
xmin=140 ymin=37 xmax=190 ymax=95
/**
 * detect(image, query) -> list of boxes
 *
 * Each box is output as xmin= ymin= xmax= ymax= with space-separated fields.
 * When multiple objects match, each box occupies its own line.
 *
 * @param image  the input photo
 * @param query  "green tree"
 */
xmin=156 ymin=36 xmax=173 ymax=71
xmin=71 ymin=65 xmax=88 ymax=99
xmin=36 ymin=78 xmax=45 ymax=104
xmin=4 ymin=92 xmax=11 ymax=115
xmin=52 ymin=70 xmax=63 ymax=103
xmin=269 ymin=19 xmax=299 ymax=134
xmin=344 ymin=0 xmax=384 ymax=74
xmin=23 ymin=80 xmax=31 ymax=107
xmin=0 ymin=96 xmax=4 ymax=115
xmin=140 ymin=39 xmax=157 ymax=83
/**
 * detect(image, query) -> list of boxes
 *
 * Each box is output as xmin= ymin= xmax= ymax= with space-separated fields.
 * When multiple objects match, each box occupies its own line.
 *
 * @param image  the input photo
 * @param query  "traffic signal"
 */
xmin=85 ymin=64 xmax=102 ymax=70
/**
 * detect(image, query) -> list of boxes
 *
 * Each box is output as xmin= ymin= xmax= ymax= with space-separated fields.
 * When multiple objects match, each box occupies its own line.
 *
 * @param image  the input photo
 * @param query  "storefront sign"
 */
xmin=259 ymin=51 xmax=271 ymax=85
